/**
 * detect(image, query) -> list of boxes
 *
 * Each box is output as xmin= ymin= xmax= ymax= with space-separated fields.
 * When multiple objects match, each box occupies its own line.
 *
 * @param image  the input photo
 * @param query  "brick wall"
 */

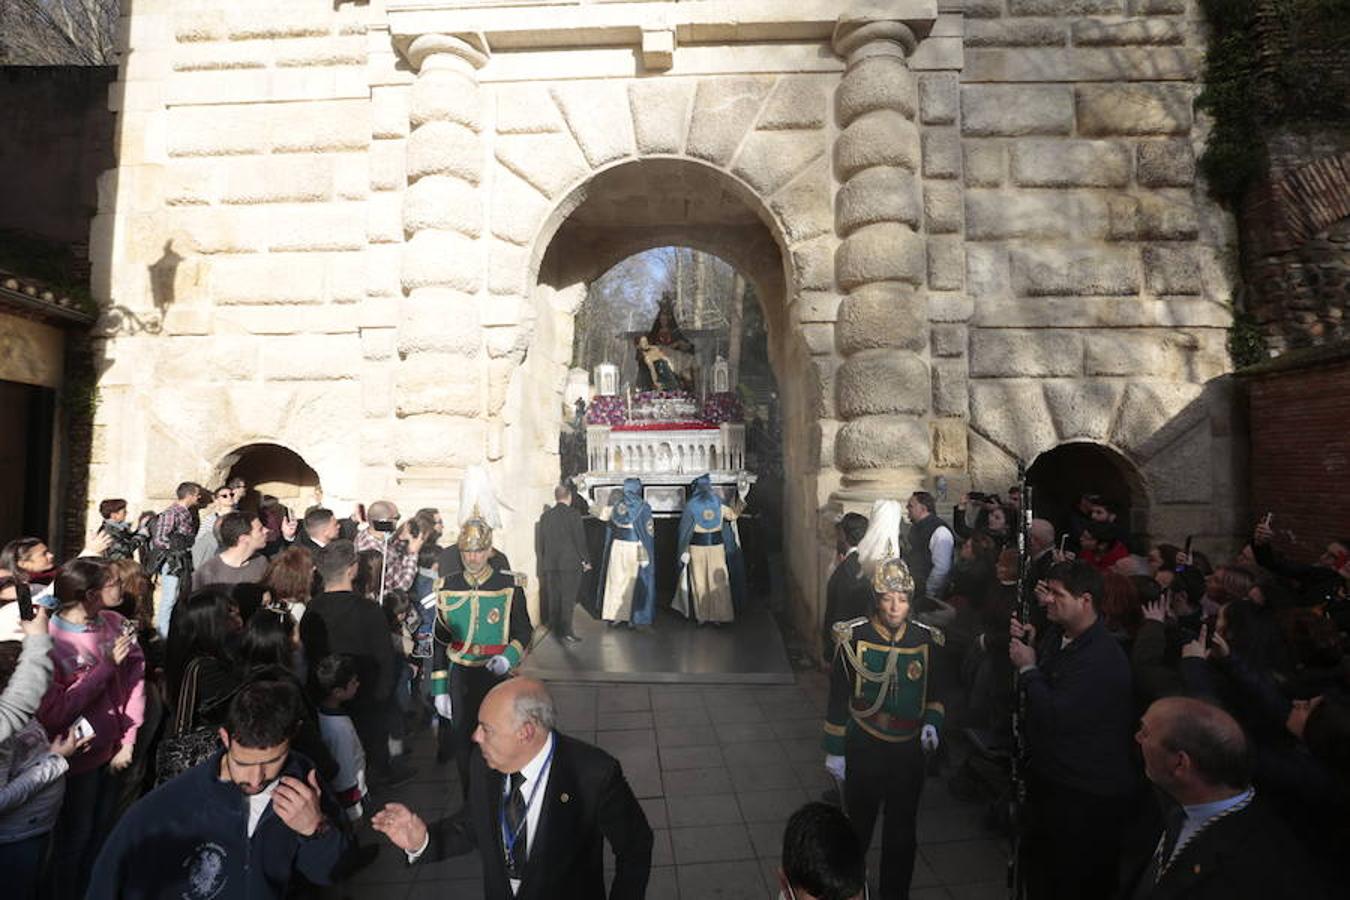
xmin=1247 ymin=351 xmax=1350 ymax=564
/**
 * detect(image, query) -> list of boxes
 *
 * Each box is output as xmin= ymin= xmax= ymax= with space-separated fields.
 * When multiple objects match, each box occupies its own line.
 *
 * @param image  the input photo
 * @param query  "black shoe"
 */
xmin=562 ymin=633 xmax=583 ymax=643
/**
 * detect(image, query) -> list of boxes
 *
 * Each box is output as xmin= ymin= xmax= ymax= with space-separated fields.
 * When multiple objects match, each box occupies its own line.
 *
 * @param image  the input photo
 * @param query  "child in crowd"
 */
xmin=315 ymin=654 xmax=366 ymax=822
xmin=315 ymin=654 xmax=380 ymax=876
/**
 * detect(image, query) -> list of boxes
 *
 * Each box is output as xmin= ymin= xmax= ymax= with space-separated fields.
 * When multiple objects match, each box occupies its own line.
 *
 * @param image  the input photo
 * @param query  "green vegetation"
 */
xmin=1197 ymin=0 xmax=1350 ymax=207
xmin=0 ymin=230 xmax=98 ymax=317
xmin=1227 ymin=310 xmax=1268 ymax=368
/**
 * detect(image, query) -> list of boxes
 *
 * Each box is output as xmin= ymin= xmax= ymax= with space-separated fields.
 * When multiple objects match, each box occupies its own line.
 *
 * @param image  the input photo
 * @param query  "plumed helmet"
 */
xmin=872 ymin=540 xmax=914 ymax=595
xmin=457 ymin=504 xmax=494 ymax=552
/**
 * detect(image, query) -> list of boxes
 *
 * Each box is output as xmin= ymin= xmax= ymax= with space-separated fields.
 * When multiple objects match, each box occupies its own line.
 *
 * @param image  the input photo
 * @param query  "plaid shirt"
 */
xmin=354 ymin=527 xmax=417 ymax=592
xmin=151 ymin=503 xmax=196 ymax=551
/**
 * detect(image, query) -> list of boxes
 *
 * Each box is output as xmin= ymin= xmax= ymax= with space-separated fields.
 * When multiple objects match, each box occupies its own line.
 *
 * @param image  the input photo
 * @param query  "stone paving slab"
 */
xmin=337 ymin=672 xmax=1007 ymax=899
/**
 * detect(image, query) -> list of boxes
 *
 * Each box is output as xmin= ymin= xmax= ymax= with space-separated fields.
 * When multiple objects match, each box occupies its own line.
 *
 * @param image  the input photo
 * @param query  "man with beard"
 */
xmin=1009 ymin=560 xmax=1136 ymax=900
xmin=88 ymin=680 xmax=347 ymax=900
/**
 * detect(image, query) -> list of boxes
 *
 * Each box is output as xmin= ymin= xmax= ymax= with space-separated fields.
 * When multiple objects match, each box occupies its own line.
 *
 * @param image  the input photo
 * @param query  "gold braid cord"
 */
xmin=832 ymin=631 xmax=901 ymax=719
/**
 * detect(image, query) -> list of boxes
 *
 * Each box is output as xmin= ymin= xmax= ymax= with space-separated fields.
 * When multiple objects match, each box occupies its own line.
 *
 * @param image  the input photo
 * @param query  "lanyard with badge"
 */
xmin=500 ymin=741 xmax=556 ymax=874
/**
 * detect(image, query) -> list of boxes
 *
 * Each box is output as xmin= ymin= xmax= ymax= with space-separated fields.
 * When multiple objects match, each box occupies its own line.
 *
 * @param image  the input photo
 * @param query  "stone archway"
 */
xmin=505 ymin=156 xmax=815 ymax=624
xmin=392 ymin=15 xmax=940 ymax=635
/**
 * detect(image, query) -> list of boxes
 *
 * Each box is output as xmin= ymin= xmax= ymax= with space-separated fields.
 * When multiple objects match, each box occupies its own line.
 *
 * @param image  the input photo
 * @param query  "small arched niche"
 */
xmin=213 ymin=442 xmax=321 ymax=513
xmin=1027 ymin=441 xmax=1150 ymax=538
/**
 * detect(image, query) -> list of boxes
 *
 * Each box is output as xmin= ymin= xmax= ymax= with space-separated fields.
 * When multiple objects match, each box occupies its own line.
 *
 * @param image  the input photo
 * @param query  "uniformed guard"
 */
xmin=822 ymin=545 xmax=945 ymax=900
xmin=429 ymin=507 xmax=533 ymax=795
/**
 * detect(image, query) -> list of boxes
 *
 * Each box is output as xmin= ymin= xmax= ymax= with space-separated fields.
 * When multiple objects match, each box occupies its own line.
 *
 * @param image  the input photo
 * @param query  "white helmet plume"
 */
xmin=856 ymin=499 xmax=904 ymax=579
xmin=458 ymin=465 xmax=502 ymax=529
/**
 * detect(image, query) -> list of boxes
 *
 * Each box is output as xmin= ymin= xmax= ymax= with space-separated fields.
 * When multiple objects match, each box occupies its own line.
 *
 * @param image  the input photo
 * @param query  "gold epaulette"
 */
xmin=912 ymin=619 xmax=945 ymax=647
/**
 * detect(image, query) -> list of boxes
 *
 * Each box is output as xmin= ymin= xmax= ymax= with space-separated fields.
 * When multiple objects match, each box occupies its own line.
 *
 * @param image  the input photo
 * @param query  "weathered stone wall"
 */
xmin=89 ymin=1 xmax=1245 ymax=637
xmin=91 ymin=1 xmax=376 ymax=514
xmin=957 ymin=0 xmax=1240 ymax=544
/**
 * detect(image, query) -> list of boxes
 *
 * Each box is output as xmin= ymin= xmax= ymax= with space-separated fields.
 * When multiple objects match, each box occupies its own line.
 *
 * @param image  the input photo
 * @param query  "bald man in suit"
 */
xmin=373 ymin=678 xmax=652 ymax=900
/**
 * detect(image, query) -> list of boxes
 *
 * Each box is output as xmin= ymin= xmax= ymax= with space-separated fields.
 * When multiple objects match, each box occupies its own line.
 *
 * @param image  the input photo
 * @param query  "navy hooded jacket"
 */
xmin=88 ymin=748 xmax=348 ymax=900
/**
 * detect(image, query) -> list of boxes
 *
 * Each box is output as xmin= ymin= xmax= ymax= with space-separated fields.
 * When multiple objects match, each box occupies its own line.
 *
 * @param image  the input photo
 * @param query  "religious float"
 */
xmin=574 ymin=300 xmax=755 ymax=516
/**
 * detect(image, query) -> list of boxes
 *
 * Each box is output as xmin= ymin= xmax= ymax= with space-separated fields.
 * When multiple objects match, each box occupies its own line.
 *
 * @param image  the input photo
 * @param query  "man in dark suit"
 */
xmin=821 ymin=512 xmax=870 ymax=664
xmin=1124 ymin=696 xmax=1325 ymax=900
xmin=536 ymin=483 xmax=592 ymax=643
xmin=372 ymin=677 xmax=652 ymax=900
xmin=297 ymin=507 xmax=339 ymax=554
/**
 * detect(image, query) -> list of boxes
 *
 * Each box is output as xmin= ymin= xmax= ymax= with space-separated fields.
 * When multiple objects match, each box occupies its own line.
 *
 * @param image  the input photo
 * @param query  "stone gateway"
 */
xmin=91 ymin=1 xmax=1240 ymax=641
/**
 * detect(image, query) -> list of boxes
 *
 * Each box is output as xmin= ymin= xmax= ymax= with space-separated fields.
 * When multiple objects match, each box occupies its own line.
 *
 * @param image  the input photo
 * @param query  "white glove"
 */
xmin=921 ymin=724 xmax=939 ymax=753
xmin=486 ymin=655 xmax=510 ymax=676
xmin=434 ymin=694 xmax=453 ymax=720
xmin=680 ymin=552 xmax=691 ymax=566
xmin=824 ymin=754 xmax=846 ymax=782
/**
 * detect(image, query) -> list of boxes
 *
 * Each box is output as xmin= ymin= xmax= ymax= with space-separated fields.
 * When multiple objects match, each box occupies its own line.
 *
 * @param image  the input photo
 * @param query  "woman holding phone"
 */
xmin=36 ymin=558 xmax=145 ymax=900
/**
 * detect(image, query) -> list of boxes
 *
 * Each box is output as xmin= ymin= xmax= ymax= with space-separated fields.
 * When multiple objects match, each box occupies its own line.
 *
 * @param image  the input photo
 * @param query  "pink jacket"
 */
xmin=38 ymin=610 xmax=146 ymax=775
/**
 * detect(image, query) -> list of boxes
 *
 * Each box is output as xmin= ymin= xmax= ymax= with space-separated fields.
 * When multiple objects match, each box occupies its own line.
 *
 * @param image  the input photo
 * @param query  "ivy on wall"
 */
xmin=1227 ymin=310 xmax=1268 ymax=368
xmin=1198 ymin=0 xmax=1350 ymax=207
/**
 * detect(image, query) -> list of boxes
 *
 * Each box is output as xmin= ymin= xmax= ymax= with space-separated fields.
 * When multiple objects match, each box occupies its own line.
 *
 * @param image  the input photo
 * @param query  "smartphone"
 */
xmin=1263 ymin=512 xmax=1274 ymax=527
xmin=121 ymin=618 xmax=138 ymax=639
xmin=16 ymin=580 xmax=34 ymax=622
xmin=71 ymin=716 xmax=95 ymax=742
xmin=1184 ymin=535 xmax=1193 ymax=556
xmin=1058 ymin=534 xmax=1068 ymax=554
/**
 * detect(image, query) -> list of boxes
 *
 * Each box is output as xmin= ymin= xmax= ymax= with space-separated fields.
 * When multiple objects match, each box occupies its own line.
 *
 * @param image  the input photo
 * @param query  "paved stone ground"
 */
xmin=340 ymin=673 xmax=1007 ymax=899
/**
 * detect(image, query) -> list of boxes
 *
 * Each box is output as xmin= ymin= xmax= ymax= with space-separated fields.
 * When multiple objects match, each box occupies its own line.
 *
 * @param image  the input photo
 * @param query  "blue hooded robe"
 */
xmin=597 ymin=477 xmax=657 ymax=625
xmin=674 ymin=474 xmax=748 ymax=618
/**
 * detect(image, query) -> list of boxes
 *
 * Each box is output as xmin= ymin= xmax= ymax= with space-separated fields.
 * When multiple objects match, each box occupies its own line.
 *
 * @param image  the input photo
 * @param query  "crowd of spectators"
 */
xmin=1 ymin=469 xmax=1345 ymax=899
xmin=0 ymin=480 xmax=432 ymax=899
xmin=883 ymin=486 xmax=1350 ymax=898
